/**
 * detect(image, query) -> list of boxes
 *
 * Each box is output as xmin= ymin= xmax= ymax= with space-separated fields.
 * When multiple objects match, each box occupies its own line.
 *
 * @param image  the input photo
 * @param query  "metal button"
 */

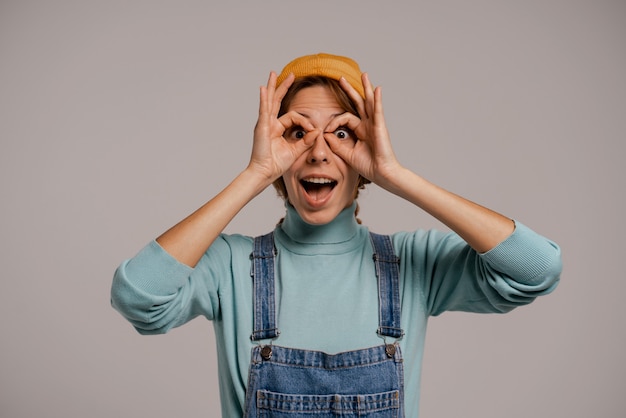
xmin=385 ymin=344 xmax=396 ymax=358
xmin=261 ymin=345 xmax=272 ymax=360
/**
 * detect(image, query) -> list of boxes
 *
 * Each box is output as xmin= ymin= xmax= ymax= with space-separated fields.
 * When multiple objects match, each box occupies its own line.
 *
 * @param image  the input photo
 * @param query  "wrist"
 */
xmin=373 ymin=162 xmax=407 ymax=192
xmin=241 ymin=165 xmax=276 ymax=195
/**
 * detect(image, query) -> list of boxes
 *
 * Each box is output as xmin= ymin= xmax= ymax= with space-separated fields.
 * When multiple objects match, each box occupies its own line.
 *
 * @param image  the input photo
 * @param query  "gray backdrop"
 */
xmin=1 ymin=0 xmax=624 ymax=417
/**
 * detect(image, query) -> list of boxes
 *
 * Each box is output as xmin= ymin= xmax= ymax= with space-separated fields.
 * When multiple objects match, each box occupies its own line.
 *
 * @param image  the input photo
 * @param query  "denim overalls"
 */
xmin=243 ymin=231 xmax=405 ymax=417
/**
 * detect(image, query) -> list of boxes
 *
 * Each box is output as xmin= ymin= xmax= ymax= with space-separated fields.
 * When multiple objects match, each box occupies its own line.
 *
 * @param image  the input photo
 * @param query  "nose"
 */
xmin=307 ymin=132 xmax=330 ymax=163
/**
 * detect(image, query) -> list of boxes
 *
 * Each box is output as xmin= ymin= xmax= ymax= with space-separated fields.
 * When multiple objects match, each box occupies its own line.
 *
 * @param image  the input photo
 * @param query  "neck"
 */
xmin=280 ymin=201 xmax=359 ymax=244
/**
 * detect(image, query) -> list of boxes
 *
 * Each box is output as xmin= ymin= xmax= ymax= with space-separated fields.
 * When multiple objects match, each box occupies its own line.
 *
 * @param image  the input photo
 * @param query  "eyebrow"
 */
xmin=296 ymin=112 xmax=344 ymax=120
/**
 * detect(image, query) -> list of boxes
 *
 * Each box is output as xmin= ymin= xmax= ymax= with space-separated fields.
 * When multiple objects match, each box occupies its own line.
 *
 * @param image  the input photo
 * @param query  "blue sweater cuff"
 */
xmin=123 ymin=240 xmax=194 ymax=295
xmin=481 ymin=222 xmax=562 ymax=286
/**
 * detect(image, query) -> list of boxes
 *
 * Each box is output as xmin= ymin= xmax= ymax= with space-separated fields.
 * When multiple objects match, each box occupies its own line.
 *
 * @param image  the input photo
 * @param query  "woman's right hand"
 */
xmin=155 ymin=72 xmax=318 ymax=267
xmin=248 ymin=72 xmax=317 ymax=185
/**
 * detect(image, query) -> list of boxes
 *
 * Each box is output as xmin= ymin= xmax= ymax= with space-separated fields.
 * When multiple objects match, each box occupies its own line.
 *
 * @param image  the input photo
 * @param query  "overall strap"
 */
xmin=250 ymin=232 xmax=280 ymax=341
xmin=250 ymin=231 xmax=403 ymax=341
xmin=370 ymin=232 xmax=404 ymax=339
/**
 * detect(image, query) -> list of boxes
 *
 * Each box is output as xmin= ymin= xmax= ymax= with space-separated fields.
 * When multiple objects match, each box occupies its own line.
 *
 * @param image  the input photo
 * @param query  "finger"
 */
xmin=373 ymin=86 xmax=386 ymax=126
xmin=284 ymin=129 xmax=317 ymax=165
xmin=323 ymin=132 xmax=355 ymax=163
xmin=257 ymin=71 xmax=278 ymax=119
xmin=300 ymin=130 xmax=319 ymax=148
xmin=258 ymin=84 xmax=268 ymax=117
xmin=338 ymin=76 xmax=367 ymax=118
xmin=362 ymin=72 xmax=375 ymax=95
xmin=265 ymin=71 xmax=277 ymax=108
xmin=278 ymin=110 xmax=316 ymax=133
xmin=362 ymin=73 xmax=376 ymax=119
xmin=272 ymin=73 xmax=295 ymax=115
xmin=266 ymin=71 xmax=277 ymax=88
xmin=324 ymin=112 xmax=361 ymax=136
xmin=274 ymin=72 xmax=294 ymax=98
xmin=368 ymin=85 xmax=390 ymax=138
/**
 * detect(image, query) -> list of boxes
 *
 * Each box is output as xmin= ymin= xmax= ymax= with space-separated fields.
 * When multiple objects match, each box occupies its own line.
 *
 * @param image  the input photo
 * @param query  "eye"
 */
xmin=287 ymin=127 xmax=306 ymax=140
xmin=334 ymin=127 xmax=353 ymax=140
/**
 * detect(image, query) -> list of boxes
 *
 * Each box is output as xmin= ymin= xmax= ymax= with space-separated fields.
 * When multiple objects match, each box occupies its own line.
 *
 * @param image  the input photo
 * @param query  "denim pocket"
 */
xmin=257 ymin=389 xmax=400 ymax=417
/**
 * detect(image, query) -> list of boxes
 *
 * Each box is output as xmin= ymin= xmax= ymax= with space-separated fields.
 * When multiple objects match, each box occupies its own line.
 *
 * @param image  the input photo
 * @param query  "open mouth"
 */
xmin=300 ymin=177 xmax=337 ymax=202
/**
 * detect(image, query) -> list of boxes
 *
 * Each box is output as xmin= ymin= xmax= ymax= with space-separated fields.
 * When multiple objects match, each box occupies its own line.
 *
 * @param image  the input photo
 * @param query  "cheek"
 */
xmin=282 ymin=155 xmax=308 ymax=193
xmin=344 ymin=171 xmax=361 ymax=199
xmin=342 ymin=161 xmax=359 ymax=185
xmin=281 ymin=169 xmax=299 ymax=197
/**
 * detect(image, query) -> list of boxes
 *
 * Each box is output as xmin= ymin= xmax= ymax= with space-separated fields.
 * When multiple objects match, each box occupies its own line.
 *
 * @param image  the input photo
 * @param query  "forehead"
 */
xmin=287 ymin=85 xmax=343 ymax=115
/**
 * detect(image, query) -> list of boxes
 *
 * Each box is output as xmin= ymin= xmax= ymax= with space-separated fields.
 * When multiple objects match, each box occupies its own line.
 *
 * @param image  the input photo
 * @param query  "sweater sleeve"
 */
xmin=398 ymin=221 xmax=562 ymax=316
xmin=110 ymin=236 xmax=233 ymax=335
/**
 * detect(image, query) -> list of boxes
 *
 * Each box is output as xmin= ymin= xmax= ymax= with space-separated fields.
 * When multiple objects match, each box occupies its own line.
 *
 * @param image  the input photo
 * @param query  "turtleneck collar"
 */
xmin=276 ymin=201 xmax=363 ymax=253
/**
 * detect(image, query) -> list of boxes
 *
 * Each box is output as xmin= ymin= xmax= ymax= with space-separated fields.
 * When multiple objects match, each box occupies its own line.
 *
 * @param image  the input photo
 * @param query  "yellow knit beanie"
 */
xmin=276 ymin=53 xmax=365 ymax=98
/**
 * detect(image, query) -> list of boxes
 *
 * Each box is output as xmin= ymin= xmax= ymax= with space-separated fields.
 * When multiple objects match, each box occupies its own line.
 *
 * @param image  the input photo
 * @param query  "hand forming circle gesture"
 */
xmin=323 ymin=73 xmax=402 ymax=188
xmin=248 ymin=72 xmax=318 ymax=185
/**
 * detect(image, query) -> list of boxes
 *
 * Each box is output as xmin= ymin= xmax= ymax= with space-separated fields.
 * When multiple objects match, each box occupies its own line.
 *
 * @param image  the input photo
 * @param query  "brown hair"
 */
xmin=273 ymin=76 xmax=371 ymax=222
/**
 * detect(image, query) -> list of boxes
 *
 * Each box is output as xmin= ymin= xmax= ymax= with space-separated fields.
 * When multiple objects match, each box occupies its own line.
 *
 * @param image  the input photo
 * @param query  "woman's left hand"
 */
xmin=324 ymin=73 xmax=402 ymax=189
xmin=327 ymin=73 xmax=515 ymax=252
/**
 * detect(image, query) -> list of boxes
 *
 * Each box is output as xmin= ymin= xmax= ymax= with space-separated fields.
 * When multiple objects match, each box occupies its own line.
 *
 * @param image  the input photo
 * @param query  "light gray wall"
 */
xmin=1 ymin=0 xmax=624 ymax=417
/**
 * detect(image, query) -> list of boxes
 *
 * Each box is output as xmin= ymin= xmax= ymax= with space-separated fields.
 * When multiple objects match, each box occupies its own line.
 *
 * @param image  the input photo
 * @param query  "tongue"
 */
xmin=306 ymin=183 xmax=334 ymax=201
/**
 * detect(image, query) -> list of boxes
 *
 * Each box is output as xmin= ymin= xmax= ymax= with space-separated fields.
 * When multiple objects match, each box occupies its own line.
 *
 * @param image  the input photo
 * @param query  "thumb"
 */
xmin=324 ymin=132 xmax=354 ymax=163
xmin=292 ymin=129 xmax=318 ymax=155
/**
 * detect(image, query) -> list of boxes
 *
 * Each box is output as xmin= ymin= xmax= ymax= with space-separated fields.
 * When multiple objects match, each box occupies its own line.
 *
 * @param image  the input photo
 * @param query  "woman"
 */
xmin=111 ymin=53 xmax=561 ymax=417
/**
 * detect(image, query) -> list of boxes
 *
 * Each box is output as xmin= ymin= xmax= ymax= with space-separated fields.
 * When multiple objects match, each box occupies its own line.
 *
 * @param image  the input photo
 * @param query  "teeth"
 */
xmin=303 ymin=177 xmax=334 ymax=184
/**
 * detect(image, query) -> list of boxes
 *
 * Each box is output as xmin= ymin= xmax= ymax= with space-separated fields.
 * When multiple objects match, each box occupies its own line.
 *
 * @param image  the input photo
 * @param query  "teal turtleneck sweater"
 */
xmin=111 ymin=202 xmax=561 ymax=417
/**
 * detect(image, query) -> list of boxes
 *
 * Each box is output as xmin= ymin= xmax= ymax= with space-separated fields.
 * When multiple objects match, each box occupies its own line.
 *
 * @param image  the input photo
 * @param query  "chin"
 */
xmin=293 ymin=206 xmax=342 ymax=226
